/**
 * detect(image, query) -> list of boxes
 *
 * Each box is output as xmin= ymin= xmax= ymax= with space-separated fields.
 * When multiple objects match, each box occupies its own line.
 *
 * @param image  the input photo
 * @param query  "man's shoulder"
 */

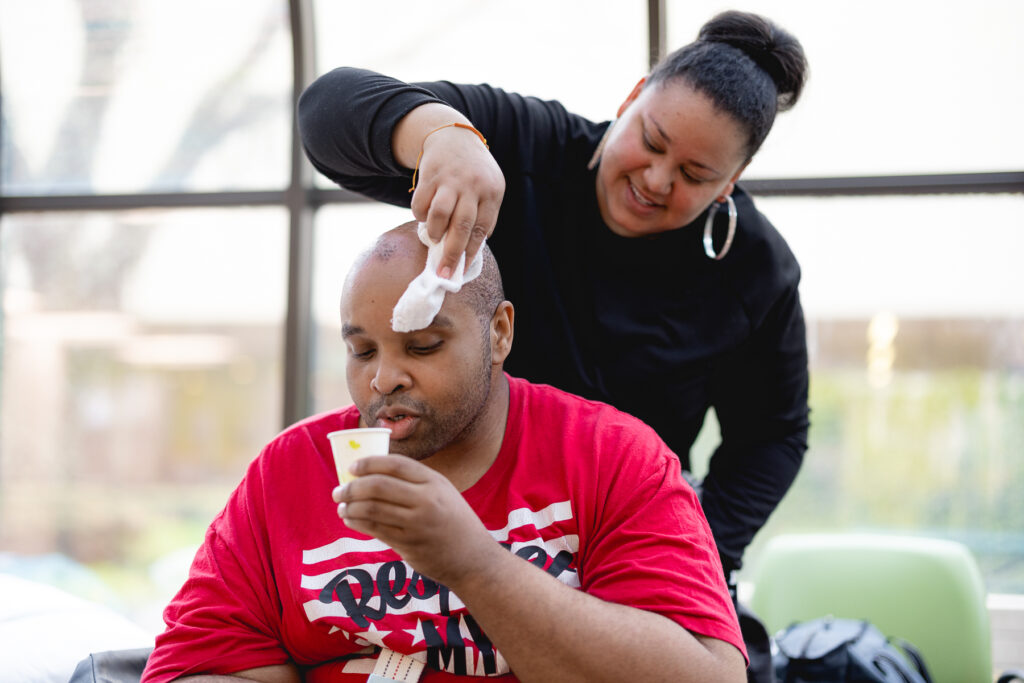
xmin=509 ymin=375 xmax=666 ymax=446
xmin=511 ymin=373 xmax=625 ymax=411
xmin=505 ymin=376 xmax=691 ymax=507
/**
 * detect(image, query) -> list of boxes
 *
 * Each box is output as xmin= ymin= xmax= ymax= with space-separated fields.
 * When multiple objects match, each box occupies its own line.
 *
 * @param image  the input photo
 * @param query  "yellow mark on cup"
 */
xmin=327 ymin=428 xmax=391 ymax=485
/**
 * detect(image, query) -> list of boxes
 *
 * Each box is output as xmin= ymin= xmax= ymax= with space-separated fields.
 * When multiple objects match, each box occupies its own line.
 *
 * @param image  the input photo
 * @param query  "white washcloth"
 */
xmin=391 ymin=223 xmax=484 ymax=332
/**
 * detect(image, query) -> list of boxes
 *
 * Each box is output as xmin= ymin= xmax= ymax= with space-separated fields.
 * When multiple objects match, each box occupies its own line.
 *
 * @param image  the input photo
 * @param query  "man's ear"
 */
xmin=489 ymin=301 xmax=514 ymax=365
xmin=616 ymin=77 xmax=646 ymax=118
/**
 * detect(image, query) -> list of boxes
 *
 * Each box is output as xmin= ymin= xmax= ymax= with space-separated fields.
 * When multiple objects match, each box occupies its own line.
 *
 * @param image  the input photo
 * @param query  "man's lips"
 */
xmin=375 ymin=415 xmax=418 ymax=440
xmin=374 ymin=406 xmax=420 ymax=440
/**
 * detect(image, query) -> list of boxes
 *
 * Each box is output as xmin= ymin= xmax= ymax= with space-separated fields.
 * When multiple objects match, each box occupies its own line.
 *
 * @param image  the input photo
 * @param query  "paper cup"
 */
xmin=327 ymin=427 xmax=391 ymax=484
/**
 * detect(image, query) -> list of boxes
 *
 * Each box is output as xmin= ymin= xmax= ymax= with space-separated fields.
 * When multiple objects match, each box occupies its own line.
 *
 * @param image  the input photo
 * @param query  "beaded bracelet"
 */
xmin=408 ymin=122 xmax=489 ymax=193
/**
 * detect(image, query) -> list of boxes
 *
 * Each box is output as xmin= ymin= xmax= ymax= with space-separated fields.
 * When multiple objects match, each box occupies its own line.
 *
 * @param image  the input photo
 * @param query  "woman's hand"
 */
xmin=395 ymin=104 xmax=505 ymax=279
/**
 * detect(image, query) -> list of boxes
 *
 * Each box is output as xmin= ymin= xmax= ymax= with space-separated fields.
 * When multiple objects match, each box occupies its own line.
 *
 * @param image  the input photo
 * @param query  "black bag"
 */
xmin=68 ymin=648 xmax=152 ymax=683
xmin=737 ymin=601 xmax=774 ymax=683
xmin=773 ymin=617 xmax=932 ymax=683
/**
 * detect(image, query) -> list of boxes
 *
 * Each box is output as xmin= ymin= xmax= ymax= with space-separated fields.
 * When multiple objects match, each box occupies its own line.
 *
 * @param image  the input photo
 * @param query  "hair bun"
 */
xmin=698 ymin=10 xmax=807 ymax=111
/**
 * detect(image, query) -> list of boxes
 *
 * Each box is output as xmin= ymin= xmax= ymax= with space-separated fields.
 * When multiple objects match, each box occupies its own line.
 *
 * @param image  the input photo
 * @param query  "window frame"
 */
xmin=1 ymin=0 xmax=1022 ymax=428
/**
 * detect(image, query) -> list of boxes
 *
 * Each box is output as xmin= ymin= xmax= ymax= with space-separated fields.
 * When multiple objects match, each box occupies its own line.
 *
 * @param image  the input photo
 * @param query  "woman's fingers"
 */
xmin=436 ymin=198 xmax=480 ymax=278
xmin=431 ymin=187 xmax=501 ymax=277
xmin=421 ymin=188 xmax=492 ymax=278
xmin=465 ymin=194 xmax=501 ymax=265
xmin=409 ymin=130 xmax=504 ymax=277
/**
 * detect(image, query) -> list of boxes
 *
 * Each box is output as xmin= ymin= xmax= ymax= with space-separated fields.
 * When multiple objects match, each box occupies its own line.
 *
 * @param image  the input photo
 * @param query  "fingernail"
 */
xmin=332 ymin=484 xmax=346 ymax=501
xmin=337 ymin=502 xmax=347 ymax=518
xmin=439 ymin=266 xmax=452 ymax=280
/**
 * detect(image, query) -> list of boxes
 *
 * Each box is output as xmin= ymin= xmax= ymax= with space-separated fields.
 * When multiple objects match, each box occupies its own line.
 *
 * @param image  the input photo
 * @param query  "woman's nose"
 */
xmin=643 ymin=159 xmax=674 ymax=196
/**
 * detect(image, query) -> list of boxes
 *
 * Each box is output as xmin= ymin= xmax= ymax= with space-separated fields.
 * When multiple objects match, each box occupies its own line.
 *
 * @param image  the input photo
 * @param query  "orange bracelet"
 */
xmin=408 ymin=122 xmax=488 ymax=193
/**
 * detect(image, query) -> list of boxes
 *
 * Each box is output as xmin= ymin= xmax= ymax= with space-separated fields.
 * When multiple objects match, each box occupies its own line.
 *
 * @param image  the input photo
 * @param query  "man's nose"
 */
xmin=370 ymin=352 xmax=411 ymax=395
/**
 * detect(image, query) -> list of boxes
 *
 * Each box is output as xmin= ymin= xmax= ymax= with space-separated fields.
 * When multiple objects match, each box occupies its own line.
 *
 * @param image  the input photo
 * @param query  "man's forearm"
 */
xmin=175 ymin=663 xmax=300 ymax=683
xmin=450 ymin=543 xmax=746 ymax=683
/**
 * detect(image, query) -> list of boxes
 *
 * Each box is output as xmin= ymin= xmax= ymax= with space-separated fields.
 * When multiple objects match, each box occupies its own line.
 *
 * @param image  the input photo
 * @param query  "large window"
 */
xmin=313 ymin=0 xmax=648 ymax=123
xmin=668 ymin=1 xmax=1024 ymax=178
xmin=715 ymin=194 xmax=1024 ymax=594
xmin=2 ymin=0 xmax=291 ymax=195
xmin=2 ymin=0 xmax=1022 ymax=635
xmin=1 ymin=208 xmax=287 ymax=626
xmin=0 ymin=0 xmax=294 ymax=626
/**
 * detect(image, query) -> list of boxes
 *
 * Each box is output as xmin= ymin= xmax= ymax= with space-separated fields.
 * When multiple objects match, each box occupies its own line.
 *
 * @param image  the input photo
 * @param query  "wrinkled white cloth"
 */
xmin=392 ymin=223 xmax=484 ymax=332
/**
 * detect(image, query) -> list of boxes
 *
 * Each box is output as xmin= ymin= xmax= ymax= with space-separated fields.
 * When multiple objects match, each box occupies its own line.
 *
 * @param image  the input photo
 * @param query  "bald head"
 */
xmin=347 ymin=221 xmax=505 ymax=324
xmin=339 ymin=222 xmax=514 ymax=461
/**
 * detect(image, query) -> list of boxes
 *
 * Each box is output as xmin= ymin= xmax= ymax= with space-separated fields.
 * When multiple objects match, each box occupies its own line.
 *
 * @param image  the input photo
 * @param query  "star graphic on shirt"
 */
xmin=404 ymin=619 xmax=426 ymax=646
xmin=355 ymin=622 xmax=392 ymax=649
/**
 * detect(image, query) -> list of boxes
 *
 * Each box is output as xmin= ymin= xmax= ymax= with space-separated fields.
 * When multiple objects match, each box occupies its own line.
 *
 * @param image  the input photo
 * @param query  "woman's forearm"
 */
xmin=297 ymin=67 xmax=445 ymax=179
xmin=391 ymin=102 xmax=473 ymax=170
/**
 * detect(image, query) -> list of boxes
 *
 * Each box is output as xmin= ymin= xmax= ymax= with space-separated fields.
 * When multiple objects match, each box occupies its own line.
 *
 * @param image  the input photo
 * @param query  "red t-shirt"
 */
xmin=143 ymin=376 xmax=744 ymax=682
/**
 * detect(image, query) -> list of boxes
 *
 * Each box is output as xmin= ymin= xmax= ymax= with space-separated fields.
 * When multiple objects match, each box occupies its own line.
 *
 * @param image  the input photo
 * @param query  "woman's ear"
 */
xmin=489 ymin=301 xmax=514 ymax=365
xmin=616 ymin=77 xmax=647 ymax=118
xmin=719 ymin=160 xmax=751 ymax=201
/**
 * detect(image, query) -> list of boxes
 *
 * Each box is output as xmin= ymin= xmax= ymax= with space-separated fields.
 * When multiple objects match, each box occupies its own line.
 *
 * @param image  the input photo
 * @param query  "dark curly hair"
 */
xmin=648 ymin=10 xmax=808 ymax=160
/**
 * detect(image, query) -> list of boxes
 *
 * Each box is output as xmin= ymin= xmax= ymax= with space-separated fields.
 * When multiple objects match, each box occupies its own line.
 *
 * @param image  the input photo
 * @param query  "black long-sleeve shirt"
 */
xmin=298 ymin=67 xmax=810 ymax=576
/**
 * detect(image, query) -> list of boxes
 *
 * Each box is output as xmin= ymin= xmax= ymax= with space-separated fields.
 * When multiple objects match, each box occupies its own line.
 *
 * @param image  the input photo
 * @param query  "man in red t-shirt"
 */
xmin=142 ymin=222 xmax=746 ymax=683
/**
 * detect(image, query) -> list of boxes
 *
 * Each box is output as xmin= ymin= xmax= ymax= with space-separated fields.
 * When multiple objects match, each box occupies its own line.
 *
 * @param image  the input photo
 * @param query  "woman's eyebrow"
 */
xmin=648 ymin=114 xmax=674 ymax=144
xmin=647 ymin=114 xmax=720 ymax=174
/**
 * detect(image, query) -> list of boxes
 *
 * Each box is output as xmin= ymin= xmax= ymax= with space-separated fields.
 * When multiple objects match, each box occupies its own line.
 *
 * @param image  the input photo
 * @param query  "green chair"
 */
xmin=747 ymin=533 xmax=992 ymax=683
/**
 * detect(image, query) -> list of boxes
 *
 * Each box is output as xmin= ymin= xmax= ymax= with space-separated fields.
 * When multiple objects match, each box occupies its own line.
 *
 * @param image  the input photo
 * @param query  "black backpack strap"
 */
xmin=887 ymin=637 xmax=933 ymax=683
xmin=997 ymin=669 xmax=1024 ymax=683
xmin=736 ymin=601 xmax=773 ymax=683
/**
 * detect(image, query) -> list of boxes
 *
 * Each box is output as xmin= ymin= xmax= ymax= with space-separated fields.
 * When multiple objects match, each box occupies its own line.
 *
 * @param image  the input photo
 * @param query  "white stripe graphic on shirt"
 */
xmin=301 ymin=534 xmax=579 ymax=591
xmin=303 ymin=500 xmax=575 ymax=567
xmin=486 ymin=500 xmax=574 ymax=542
xmin=303 ymin=536 xmax=391 ymax=565
xmin=304 ymin=595 xmax=446 ymax=622
xmin=301 ymin=501 xmax=581 ymax=625
xmin=301 ymin=532 xmax=581 ymax=627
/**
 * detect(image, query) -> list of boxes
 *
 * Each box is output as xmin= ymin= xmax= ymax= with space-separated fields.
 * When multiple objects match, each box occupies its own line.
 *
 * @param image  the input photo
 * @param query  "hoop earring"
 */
xmin=587 ymin=121 xmax=614 ymax=170
xmin=703 ymin=195 xmax=737 ymax=260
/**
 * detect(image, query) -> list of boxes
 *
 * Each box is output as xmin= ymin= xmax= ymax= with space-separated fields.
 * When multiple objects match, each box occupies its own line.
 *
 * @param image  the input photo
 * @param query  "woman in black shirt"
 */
xmin=298 ymin=10 xmax=810 ymax=595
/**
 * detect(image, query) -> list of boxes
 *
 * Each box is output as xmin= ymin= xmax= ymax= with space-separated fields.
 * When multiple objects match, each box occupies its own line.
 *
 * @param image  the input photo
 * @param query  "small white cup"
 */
xmin=327 ymin=427 xmax=391 ymax=484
